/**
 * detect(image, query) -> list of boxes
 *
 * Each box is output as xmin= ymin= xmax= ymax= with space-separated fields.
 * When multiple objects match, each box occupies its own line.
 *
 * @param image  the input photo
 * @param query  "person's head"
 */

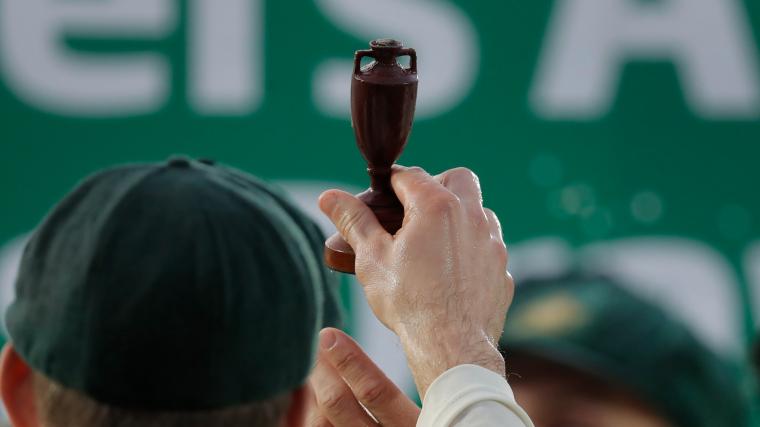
xmin=0 ymin=157 xmax=341 ymax=427
xmin=505 ymin=351 xmax=671 ymax=427
xmin=500 ymin=274 xmax=752 ymax=427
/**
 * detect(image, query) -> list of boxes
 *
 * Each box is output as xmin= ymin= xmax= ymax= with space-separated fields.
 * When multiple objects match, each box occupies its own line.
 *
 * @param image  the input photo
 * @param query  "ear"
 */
xmin=0 ymin=344 xmax=40 ymax=427
xmin=281 ymin=383 xmax=310 ymax=427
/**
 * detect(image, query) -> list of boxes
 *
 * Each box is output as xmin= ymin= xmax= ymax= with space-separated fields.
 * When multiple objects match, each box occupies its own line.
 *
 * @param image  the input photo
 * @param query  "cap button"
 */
xmin=167 ymin=155 xmax=191 ymax=168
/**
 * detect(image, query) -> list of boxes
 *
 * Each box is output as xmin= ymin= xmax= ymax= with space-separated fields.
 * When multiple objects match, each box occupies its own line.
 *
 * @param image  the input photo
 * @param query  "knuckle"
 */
xmin=337 ymin=209 xmax=366 ymax=239
xmin=321 ymin=390 xmax=350 ymax=412
xmin=443 ymin=167 xmax=481 ymax=192
xmin=308 ymin=415 xmax=333 ymax=427
xmin=505 ymin=271 xmax=516 ymax=298
xmin=449 ymin=167 xmax=477 ymax=181
xmin=356 ymin=380 xmax=390 ymax=406
xmin=333 ymin=350 xmax=358 ymax=374
xmin=471 ymin=209 xmax=490 ymax=230
xmin=484 ymin=208 xmax=501 ymax=229
xmin=493 ymin=240 xmax=508 ymax=263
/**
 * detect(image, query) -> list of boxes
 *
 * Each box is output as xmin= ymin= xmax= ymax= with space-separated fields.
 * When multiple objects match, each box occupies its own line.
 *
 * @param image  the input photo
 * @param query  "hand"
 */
xmin=319 ymin=166 xmax=512 ymax=397
xmin=307 ymin=328 xmax=420 ymax=427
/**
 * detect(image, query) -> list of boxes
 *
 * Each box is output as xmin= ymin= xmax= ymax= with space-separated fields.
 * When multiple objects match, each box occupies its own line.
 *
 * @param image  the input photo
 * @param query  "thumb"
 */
xmin=319 ymin=190 xmax=388 ymax=252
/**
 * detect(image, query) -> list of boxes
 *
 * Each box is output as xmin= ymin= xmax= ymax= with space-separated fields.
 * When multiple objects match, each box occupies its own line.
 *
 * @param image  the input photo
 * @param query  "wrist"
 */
xmin=397 ymin=325 xmax=505 ymax=397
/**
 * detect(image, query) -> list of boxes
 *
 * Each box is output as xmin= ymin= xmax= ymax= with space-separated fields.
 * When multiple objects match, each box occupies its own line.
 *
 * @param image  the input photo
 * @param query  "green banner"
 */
xmin=2 ymin=0 xmax=760 ymax=395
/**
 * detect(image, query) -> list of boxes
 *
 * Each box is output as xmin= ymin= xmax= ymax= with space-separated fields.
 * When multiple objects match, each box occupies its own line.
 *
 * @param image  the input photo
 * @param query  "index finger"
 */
xmin=309 ymin=358 xmax=378 ymax=427
xmin=319 ymin=328 xmax=421 ymax=424
xmin=304 ymin=383 xmax=335 ymax=427
xmin=390 ymin=165 xmax=451 ymax=210
xmin=318 ymin=189 xmax=389 ymax=252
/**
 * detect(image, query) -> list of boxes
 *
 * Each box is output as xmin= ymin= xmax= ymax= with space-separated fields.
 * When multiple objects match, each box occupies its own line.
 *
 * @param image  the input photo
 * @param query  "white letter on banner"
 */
xmin=532 ymin=0 xmax=760 ymax=120
xmin=744 ymin=242 xmax=760 ymax=331
xmin=0 ymin=0 xmax=173 ymax=117
xmin=188 ymin=0 xmax=262 ymax=115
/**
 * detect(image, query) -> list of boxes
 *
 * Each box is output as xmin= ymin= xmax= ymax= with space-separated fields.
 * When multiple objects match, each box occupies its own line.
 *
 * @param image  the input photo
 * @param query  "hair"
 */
xmin=32 ymin=372 xmax=293 ymax=427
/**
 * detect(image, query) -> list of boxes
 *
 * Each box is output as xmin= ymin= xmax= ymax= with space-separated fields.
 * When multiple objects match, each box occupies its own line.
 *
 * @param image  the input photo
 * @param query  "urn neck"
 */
xmin=367 ymin=167 xmax=392 ymax=193
xmin=370 ymin=39 xmax=403 ymax=65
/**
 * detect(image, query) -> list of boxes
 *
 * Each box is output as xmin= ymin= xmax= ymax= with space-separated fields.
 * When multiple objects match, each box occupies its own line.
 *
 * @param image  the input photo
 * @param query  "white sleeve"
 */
xmin=416 ymin=364 xmax=534 ymax=427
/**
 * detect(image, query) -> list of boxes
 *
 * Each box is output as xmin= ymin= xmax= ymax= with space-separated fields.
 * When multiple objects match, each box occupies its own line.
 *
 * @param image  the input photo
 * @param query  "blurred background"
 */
xmin=1 ymin=0 xmax=759 ymax=425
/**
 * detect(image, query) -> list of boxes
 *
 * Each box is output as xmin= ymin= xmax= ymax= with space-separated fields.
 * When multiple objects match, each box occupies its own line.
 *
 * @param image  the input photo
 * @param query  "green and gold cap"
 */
xmin=502 ymin=274 xmax=753 ymax=427
xmin=6 ymin=156 xmax=342 ymax=411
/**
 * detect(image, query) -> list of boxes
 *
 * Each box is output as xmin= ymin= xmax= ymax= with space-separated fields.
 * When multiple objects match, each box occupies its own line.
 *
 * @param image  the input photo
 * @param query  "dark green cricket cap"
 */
xmin=6 ymin=156 xmax=342 ymax=411
xmin=501 ymin=274 xmax=752 ymax=427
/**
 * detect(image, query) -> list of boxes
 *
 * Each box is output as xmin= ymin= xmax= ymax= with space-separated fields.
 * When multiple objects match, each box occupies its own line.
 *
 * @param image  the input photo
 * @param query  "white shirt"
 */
xmin=417 ymin=364 xmax=534 ymax=427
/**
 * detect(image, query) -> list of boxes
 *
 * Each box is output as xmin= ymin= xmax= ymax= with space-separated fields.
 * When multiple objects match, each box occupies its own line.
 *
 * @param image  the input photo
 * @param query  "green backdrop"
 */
xmin=1 ymin=0 xmax=759 ymax=386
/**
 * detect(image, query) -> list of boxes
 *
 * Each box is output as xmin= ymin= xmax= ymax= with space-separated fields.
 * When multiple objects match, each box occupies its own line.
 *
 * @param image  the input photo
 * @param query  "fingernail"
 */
xmin=320 ymin=329 xmax=337 ymax=351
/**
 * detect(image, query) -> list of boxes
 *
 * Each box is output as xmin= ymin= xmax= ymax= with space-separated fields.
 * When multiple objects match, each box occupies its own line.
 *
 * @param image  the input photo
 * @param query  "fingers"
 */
xmin=437 ymin=167 xmax=489 ymax=230
xmin=435 ymin=167 xmax=483 ymax=208
xmin=319 ymin=190 xmax=389 ymax=252
xmin=318 ymin=328 xmax=421 ymax=424
xmin=484 ymin=208 xmax=505 ymax=246
xmin=390 ymin=165 xmax=451 ymax=211
xmin=392 ymin=166 xmax=487 ymax=226
xmin=309 ymin=329 xmax=421 ymax=427
xmin=483 ymin=208 xmax=512 ymax=336
xmin=484 ymin=208 xmax=509 ymax=275
xmin=304 ymin=384 xmax=335 ymax=427
xmin=505 ymin=270 xmax=515 ymax=301
xmin=307 ymin=414 xmax=335 ymax=427
xmin=309 ymin=357 xmax=378 ymax=426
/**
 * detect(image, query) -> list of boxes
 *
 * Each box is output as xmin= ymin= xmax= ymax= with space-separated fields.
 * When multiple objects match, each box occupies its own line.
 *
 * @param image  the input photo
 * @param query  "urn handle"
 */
xmin=353 ymin=49 xmax=374 ymax=75
xmin=353 ymin=47 xmax=418 ymax=75
xmin=399 ymin=48 xmax=417 ymax=73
